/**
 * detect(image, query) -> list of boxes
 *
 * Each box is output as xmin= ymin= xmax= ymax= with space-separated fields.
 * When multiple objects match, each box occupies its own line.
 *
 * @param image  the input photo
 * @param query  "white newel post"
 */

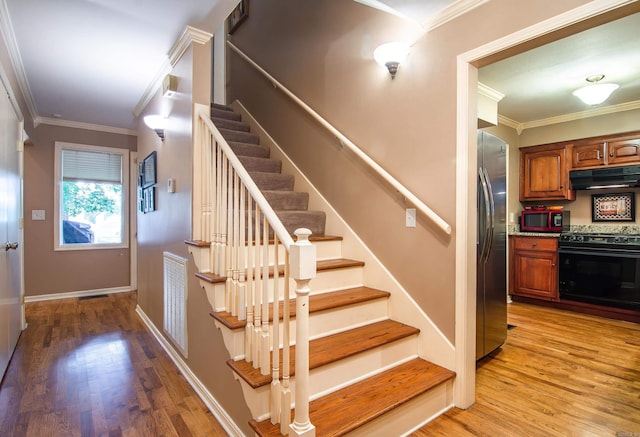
xmin=289 ymin=228 xmax=316 ymax=437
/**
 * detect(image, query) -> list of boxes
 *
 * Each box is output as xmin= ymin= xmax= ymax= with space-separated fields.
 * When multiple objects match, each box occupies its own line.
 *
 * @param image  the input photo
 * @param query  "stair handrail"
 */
xmin=227 ymin=41 xmax=452 ymax=235
xmin=196 ymin=105 xmax=296 ymax=249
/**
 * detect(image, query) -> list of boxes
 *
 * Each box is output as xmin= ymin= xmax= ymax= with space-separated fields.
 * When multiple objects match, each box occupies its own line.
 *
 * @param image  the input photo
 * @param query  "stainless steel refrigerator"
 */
xmin=477 ymin=131 xmax=507 ymax=360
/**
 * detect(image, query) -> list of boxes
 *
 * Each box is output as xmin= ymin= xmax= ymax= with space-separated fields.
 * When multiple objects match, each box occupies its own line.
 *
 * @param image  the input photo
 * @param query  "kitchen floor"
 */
xmin=412 ymin=302 xmax=640 ymax=436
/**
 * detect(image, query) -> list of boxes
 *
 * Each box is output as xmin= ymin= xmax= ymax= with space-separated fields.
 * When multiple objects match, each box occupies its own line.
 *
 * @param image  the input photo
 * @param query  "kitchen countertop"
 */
xmin=507 ymin=224 xmax=640 ymax=236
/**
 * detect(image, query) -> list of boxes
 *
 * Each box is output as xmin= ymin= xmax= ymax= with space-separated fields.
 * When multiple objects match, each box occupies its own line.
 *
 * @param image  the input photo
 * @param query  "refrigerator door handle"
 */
xmin=483 ymin=167 xmax=496 ymax=260
xmin=479 ymin=168 xmax=491 ymax=263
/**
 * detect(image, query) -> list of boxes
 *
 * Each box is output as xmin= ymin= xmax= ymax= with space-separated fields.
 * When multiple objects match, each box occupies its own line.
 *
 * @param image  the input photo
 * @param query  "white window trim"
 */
xmin=54 ymin=141 xmax=130 ymax=251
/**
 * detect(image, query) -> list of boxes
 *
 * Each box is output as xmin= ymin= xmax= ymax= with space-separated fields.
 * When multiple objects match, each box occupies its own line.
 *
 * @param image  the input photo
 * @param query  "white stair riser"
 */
xmin=199 ymin=267 xmax=364 ymax=313
xmin=240 ymin=335 xmax=419 ymax=419
xmin=216 ymin=299 xmax=390 ymax=360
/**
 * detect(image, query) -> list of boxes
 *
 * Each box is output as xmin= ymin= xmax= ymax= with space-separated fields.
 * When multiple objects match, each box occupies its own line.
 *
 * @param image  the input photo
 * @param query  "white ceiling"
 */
xmin=479 ymin=12 xmax=640 ymax=130
xmin=2 ymin=0 xmax=219 ymax=132
xmin=2 ymin=0 xmax=638 ymax=134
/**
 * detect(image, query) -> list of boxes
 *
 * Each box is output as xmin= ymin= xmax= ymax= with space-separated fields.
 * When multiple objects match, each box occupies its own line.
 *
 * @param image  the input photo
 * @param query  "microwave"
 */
xmin=520 ymin=210 xmax=570 ymax=232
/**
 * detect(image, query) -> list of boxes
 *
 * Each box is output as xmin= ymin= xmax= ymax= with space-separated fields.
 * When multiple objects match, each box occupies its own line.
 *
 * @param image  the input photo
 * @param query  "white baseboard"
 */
xmin=24 ymin=286 xmax=132 ymax=302
xmin=135 ymin=305 xmax=244 ymax=437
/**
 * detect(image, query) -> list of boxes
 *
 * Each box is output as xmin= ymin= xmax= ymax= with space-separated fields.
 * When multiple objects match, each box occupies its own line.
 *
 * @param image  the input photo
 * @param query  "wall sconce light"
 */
xmin=144 ymin=115 xmax=168 ymax=141
xmin=374 ymin=42 xmax=410 ymax=79
xmin=572 ymin=74 xmax=619 ymax=105
xmin=162 ymin=74 xmax=178 ymax=98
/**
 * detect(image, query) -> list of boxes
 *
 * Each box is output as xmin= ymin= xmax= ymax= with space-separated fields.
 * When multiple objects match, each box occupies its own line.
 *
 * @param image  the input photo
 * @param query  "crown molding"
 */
xmin=497 ymin=115 xmax=523 ymax=134
xmin=37 ymin=116 xmax=137 ymax=136
xmin=499 ymin=99 xmax=640 ymax=134
xmin=477 ymin=82 xmax=504 ymax=103
xmin=169 ymin=25 xmax=213 ymax=66
xmin=133 ymin=25 xmax=212 ymax=117
xmin=0 ymin=0 xmax=38 ymax=122
xmin=425 ymin=0 xmax=490 ymax=31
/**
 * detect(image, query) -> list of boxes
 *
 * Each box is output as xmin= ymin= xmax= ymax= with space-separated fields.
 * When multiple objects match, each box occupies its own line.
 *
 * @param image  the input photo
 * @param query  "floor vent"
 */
xmin=163 ymin=252 xmax=188 ymax=357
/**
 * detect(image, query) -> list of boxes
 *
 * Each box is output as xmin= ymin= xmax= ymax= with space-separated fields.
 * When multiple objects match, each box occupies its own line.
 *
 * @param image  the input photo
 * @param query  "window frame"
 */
xmin=54 ymin=141 xmax=130 ymax=251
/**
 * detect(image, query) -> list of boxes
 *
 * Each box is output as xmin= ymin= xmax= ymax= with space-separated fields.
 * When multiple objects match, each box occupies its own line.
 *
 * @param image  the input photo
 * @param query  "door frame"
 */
xmin=454 ymin=0 xmax=638 ymax=408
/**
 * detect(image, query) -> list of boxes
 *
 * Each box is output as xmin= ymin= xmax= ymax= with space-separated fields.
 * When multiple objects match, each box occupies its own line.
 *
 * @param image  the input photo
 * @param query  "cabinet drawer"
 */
xmin=513 ymin=237 xmax=557 ymax=252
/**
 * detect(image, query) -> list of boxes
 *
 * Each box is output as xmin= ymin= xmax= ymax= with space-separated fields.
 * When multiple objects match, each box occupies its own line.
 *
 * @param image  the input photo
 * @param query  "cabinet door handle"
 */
xmin=610 ymin=152 xmax=614 ymax=157
xmin=531 ymin=242 xmax=537 ymax=247
xmin=551 ymin=263 xmax=556 ymax=267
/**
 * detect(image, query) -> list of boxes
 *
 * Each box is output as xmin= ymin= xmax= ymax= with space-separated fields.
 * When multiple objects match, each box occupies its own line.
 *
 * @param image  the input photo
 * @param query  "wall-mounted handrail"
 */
xmin=227 ymin=41 xmax=452 ymax=235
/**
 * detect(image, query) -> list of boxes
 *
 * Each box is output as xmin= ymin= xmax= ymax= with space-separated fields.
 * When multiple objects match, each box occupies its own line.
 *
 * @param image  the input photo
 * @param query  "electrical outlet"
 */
xmin=406 ymin=208 xmax=416 ymax=228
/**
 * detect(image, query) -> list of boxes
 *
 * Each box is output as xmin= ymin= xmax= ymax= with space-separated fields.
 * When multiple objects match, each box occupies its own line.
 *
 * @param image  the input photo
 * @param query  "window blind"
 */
xmin=62 ymin=149 xmax=122 ymax=183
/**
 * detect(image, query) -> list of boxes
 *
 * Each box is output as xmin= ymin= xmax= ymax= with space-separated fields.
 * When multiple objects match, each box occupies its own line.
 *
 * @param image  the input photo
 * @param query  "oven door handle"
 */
xmin=559 ymin=248 xmax=640 ymax=258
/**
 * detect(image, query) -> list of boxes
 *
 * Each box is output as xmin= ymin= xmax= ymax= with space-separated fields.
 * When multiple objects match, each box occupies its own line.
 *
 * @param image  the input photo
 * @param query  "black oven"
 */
xmin=558 ymin=234 xmax=640 ymax=311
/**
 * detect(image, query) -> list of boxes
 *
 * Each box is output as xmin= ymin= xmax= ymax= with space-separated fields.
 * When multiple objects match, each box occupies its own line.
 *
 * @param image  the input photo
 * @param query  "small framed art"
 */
xmin=227 ymin=0 xmax=249 ymax=34
xmin=592 ymin=192 xmax=635 ymax=222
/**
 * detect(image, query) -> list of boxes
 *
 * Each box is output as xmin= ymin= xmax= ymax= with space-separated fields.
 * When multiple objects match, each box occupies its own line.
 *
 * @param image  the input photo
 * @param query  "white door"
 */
xmin=0 ymin=84 xmax=23 ymax=378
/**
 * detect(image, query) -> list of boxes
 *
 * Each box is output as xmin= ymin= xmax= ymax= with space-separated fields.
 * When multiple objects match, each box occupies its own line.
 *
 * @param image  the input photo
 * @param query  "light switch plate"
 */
xmin=406 ymin=208 xmax=416 ymax=228
xmin=32 ymin=210 xmax=45 ymax=220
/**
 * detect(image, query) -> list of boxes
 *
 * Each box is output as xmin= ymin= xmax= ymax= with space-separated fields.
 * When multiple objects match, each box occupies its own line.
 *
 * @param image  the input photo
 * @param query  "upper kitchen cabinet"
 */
xmin=572 ymin=132 xmax=640 ymax=168
xmin=572 ymin=142 xmax=606 ymax=168
xmin=520 ymin=143 xmax=575 ymax=201
xmin=608 ymin=137 xmax=640 ymax=166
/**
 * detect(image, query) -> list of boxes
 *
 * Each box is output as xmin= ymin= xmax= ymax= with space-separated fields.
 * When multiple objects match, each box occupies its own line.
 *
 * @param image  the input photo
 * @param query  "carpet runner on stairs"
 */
xmin=210 ymin=104 xmax=326 ymax=237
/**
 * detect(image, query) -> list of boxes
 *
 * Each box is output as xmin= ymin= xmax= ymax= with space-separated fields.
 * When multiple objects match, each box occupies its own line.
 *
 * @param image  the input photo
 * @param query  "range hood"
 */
xmin=570 ymin=165 xmax=640 ymax=190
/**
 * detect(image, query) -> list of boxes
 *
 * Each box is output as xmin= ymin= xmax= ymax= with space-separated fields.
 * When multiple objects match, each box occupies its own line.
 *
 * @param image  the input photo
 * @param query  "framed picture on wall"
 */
xmin=227 ymin=0 xmax=249 ymax=34
xmin=592 ymin=192 xmax=635 ymax=222
xmin=142 ymin=151 xmax=157 ymax=188
xmin=143 ymin=186 xmax=156 ymax=213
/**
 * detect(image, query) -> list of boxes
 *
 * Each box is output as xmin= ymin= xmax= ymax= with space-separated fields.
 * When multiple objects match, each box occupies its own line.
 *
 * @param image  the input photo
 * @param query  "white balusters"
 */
xmin=193 ymin=105 xmax=315 ymax=433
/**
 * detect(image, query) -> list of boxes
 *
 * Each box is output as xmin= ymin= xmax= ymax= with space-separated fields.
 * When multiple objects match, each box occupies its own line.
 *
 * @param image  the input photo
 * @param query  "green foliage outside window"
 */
xmin=62 ymin=181 xmax=121 ymax=221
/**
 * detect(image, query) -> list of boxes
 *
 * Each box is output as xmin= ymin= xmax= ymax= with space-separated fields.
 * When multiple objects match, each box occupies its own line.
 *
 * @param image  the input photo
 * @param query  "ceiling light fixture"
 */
xmin=374 ymin=42 xmax=410 ymax=79
xmin=143 ymin=115 xmax=167 ymax=141
xmin=572 ymin=74 xmax=619 ymax=105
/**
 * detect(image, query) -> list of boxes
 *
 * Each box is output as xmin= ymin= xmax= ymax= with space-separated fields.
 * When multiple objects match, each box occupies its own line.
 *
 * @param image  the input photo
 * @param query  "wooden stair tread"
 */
xmin=196 ymin=258 xmax=364 ymax=285
xmin=186 ymin=235 xmax=342 ymax=247
xmin=250 ymin=358 xmax=455 ymax=437
xmin=227 ymin=319 xmax=419 ymax=389
xmin=210 ymin=286 xmax=390 ymax=330
xmin=184 ymin=239 xmax=211 ymax=248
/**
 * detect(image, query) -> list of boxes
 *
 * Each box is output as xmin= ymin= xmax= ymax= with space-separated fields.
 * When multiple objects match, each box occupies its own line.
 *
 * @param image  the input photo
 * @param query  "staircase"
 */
xmin=188 ymin=103 xmax=455 ymax=436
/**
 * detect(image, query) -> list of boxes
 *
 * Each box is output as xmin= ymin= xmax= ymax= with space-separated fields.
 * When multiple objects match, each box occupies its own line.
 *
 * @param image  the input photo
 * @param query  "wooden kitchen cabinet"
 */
xmin=572 ymin=137 xmax=640 ymax=168
xmin=520 ymin=144 xmax=575 ymax=201
xmin=608 ymin=138 xmax=640 ymax=165
xmin=509 ymin=235 xmax=559 ymax=301
xmin=572 ymin=142 xmax=606 ymax=168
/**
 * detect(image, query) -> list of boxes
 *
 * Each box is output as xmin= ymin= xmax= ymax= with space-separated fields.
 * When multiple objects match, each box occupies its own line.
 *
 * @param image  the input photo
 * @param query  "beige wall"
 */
xmin=135 ymin=42 xmax=252 ymax=435
xmin=225 ymin=0 xmax=592 ymax=342
xmin=23 ymin=125 xmax=136 ymax=296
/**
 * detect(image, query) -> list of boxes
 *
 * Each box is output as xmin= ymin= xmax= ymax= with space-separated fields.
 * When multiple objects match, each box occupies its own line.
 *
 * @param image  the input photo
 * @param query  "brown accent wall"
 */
xmin=135 ymin=42 xmax=252 ymax=435
xmin=225 ymin=0 xmax=591 ymax=342
xmin=23 ymin=125 xmax=136 ymax=296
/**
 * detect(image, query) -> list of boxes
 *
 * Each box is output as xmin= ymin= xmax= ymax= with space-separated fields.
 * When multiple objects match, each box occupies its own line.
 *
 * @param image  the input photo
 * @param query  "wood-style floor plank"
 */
xmin=412 ymin=302 xmax=640 ymax=437
xmin=0 ymin=292 xmax=228 ymax=437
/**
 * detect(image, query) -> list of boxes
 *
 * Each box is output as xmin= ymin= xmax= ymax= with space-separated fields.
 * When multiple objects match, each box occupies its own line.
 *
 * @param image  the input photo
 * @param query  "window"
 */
xmin=54 ymin=142 xmax=129 ymax=250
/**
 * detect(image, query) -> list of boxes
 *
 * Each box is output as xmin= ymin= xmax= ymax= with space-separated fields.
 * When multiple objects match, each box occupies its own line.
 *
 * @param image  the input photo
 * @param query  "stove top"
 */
xmin=559 ymin=233 xmax=640 ymax=247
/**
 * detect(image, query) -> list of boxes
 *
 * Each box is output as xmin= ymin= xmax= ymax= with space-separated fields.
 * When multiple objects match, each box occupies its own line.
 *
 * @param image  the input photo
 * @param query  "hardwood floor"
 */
xmin=2 ymin=293 xmax=639 ymax=436
xmin=412 ymin=302 xmax=640 ymax=437
xmin=0 ymin=292 xmax=228 ymax=437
